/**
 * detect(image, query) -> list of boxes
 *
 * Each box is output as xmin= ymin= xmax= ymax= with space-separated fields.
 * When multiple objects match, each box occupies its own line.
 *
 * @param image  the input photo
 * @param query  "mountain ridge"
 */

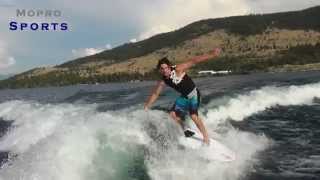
xmin=1 ymin=5 xmax=320 ymax=89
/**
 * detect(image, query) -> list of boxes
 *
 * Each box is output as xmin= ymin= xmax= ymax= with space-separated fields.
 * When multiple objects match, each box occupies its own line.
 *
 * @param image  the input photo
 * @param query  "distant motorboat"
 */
xmin=198 ymin=70 xmax=232 ymax=75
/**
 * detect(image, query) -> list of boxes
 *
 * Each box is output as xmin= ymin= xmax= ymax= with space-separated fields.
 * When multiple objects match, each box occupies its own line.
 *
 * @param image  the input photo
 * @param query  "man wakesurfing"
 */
xmin=144 ymin=48 xmax=221 ymax=145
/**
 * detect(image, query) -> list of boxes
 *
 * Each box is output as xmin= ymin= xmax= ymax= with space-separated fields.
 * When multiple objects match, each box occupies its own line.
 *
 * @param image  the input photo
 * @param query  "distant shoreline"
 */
xmin=1 ymin=69 xmax=320 ymax=90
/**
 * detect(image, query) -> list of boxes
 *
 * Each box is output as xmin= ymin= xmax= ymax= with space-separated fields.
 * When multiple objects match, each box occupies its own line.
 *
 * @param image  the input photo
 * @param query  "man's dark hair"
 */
xmin=157 ymin=57 xmax=172 ymax=69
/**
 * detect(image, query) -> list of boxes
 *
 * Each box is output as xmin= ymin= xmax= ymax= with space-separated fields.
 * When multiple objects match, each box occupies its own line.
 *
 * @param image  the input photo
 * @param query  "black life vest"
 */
xmin=162 ymin=66 xmax=196 ymax=97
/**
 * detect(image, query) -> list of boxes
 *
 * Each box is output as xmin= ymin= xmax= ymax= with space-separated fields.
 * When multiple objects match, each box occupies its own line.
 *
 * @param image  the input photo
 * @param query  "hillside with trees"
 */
xmin=0 ymin=6 xmax=320 ymax=89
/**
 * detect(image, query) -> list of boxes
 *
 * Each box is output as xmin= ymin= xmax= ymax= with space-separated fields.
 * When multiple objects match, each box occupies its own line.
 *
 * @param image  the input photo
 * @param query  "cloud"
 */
xmin=0 ymin=57 xmax=15 ymax=69
xmin=39 ymin=0 xmax=320 ymax=41
xmin=130 ymin=39 xmax=137 ymax=43
xmin=246 ymin=0 xmax=320 ymax=14
xmin=138 ymin=25 xmax=174 ymax=40
xmin=71 ymin=44 xmax=112 ymax=58
xmin=0 ymin=40 xmax=16 ymax=70
xmin=133 ymin=0 xmax=320 ymax=40
xmin=105 ymin=44 xmax=112 ymax=50
xmin=0 ymin=0 xmax=16 ymax=7
xmin=49 ymin=0 xmax=150 ymax=24
xmin=137 ymin=0 xmax=251 ymax=40
xmin=48 ymin=0 xmax=251 ymax=41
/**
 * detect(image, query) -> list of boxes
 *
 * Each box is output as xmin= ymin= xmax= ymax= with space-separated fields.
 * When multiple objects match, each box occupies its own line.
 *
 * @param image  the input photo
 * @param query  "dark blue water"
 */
xmin=0 ymin=71 xmax=319 ymax=180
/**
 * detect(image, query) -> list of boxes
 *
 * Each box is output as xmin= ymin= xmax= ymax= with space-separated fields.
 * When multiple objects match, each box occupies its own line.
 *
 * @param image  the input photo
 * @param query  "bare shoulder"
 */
xmin=175 ymin=64 xmax=187 ymax=75
xmin=175 ymin=59 xmax=194 ymax=73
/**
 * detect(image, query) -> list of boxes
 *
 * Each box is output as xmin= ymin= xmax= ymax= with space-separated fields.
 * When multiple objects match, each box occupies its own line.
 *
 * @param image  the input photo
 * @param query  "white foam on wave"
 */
xmin=0 ymin=100 xmax=150 ymax=180
xmin=152 ymin=82 xmax=320 ymax=180
xmin=205 ymin=82 xmax=320 ymax=126
xmin=146 ymin=124 xmax=270 ymax=180
xmin=159 ymin=82 xmax=320 ymax=180
xmin=138 ymin=108 xmax=271 ymax=180
xmin=0 ymin=99 xmax=270 ymax=180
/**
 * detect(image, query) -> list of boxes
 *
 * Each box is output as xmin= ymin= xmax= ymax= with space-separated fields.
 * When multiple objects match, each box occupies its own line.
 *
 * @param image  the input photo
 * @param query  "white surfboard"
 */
xmin=179 ymin=130 xmax=236 ymax=162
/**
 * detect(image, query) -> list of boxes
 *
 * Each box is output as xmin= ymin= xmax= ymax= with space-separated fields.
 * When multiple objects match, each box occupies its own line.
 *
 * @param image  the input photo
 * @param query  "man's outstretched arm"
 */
xmin=144 ymin=80 xmax=165 ymax=110
xmin=176 ymin=48 xmax=221 ymax=73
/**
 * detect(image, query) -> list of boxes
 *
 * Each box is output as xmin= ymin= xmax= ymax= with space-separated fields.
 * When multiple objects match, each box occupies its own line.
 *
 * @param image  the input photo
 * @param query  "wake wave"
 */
xmin=5 ymin=81 xmax=315 ymax=179
xmin=205 ymin=82 xmax=320 ymax=126
xmin=0 ymin=101 xmax=150 ymax=180
xmin=0 ymin=99 xmax=270 ymax=180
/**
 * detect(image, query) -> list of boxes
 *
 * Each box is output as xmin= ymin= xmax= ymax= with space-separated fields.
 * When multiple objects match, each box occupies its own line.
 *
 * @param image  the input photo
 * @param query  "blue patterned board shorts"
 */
xmin=171 ymin=89 xmax=201 ymax=118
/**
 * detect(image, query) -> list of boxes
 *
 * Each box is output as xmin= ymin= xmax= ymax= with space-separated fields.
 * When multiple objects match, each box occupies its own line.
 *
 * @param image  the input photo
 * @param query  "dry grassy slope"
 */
xmin=95 ymin=28 xmax=320 ymax=75
xmin=17 ymin=28 xmax=320 ymax=79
